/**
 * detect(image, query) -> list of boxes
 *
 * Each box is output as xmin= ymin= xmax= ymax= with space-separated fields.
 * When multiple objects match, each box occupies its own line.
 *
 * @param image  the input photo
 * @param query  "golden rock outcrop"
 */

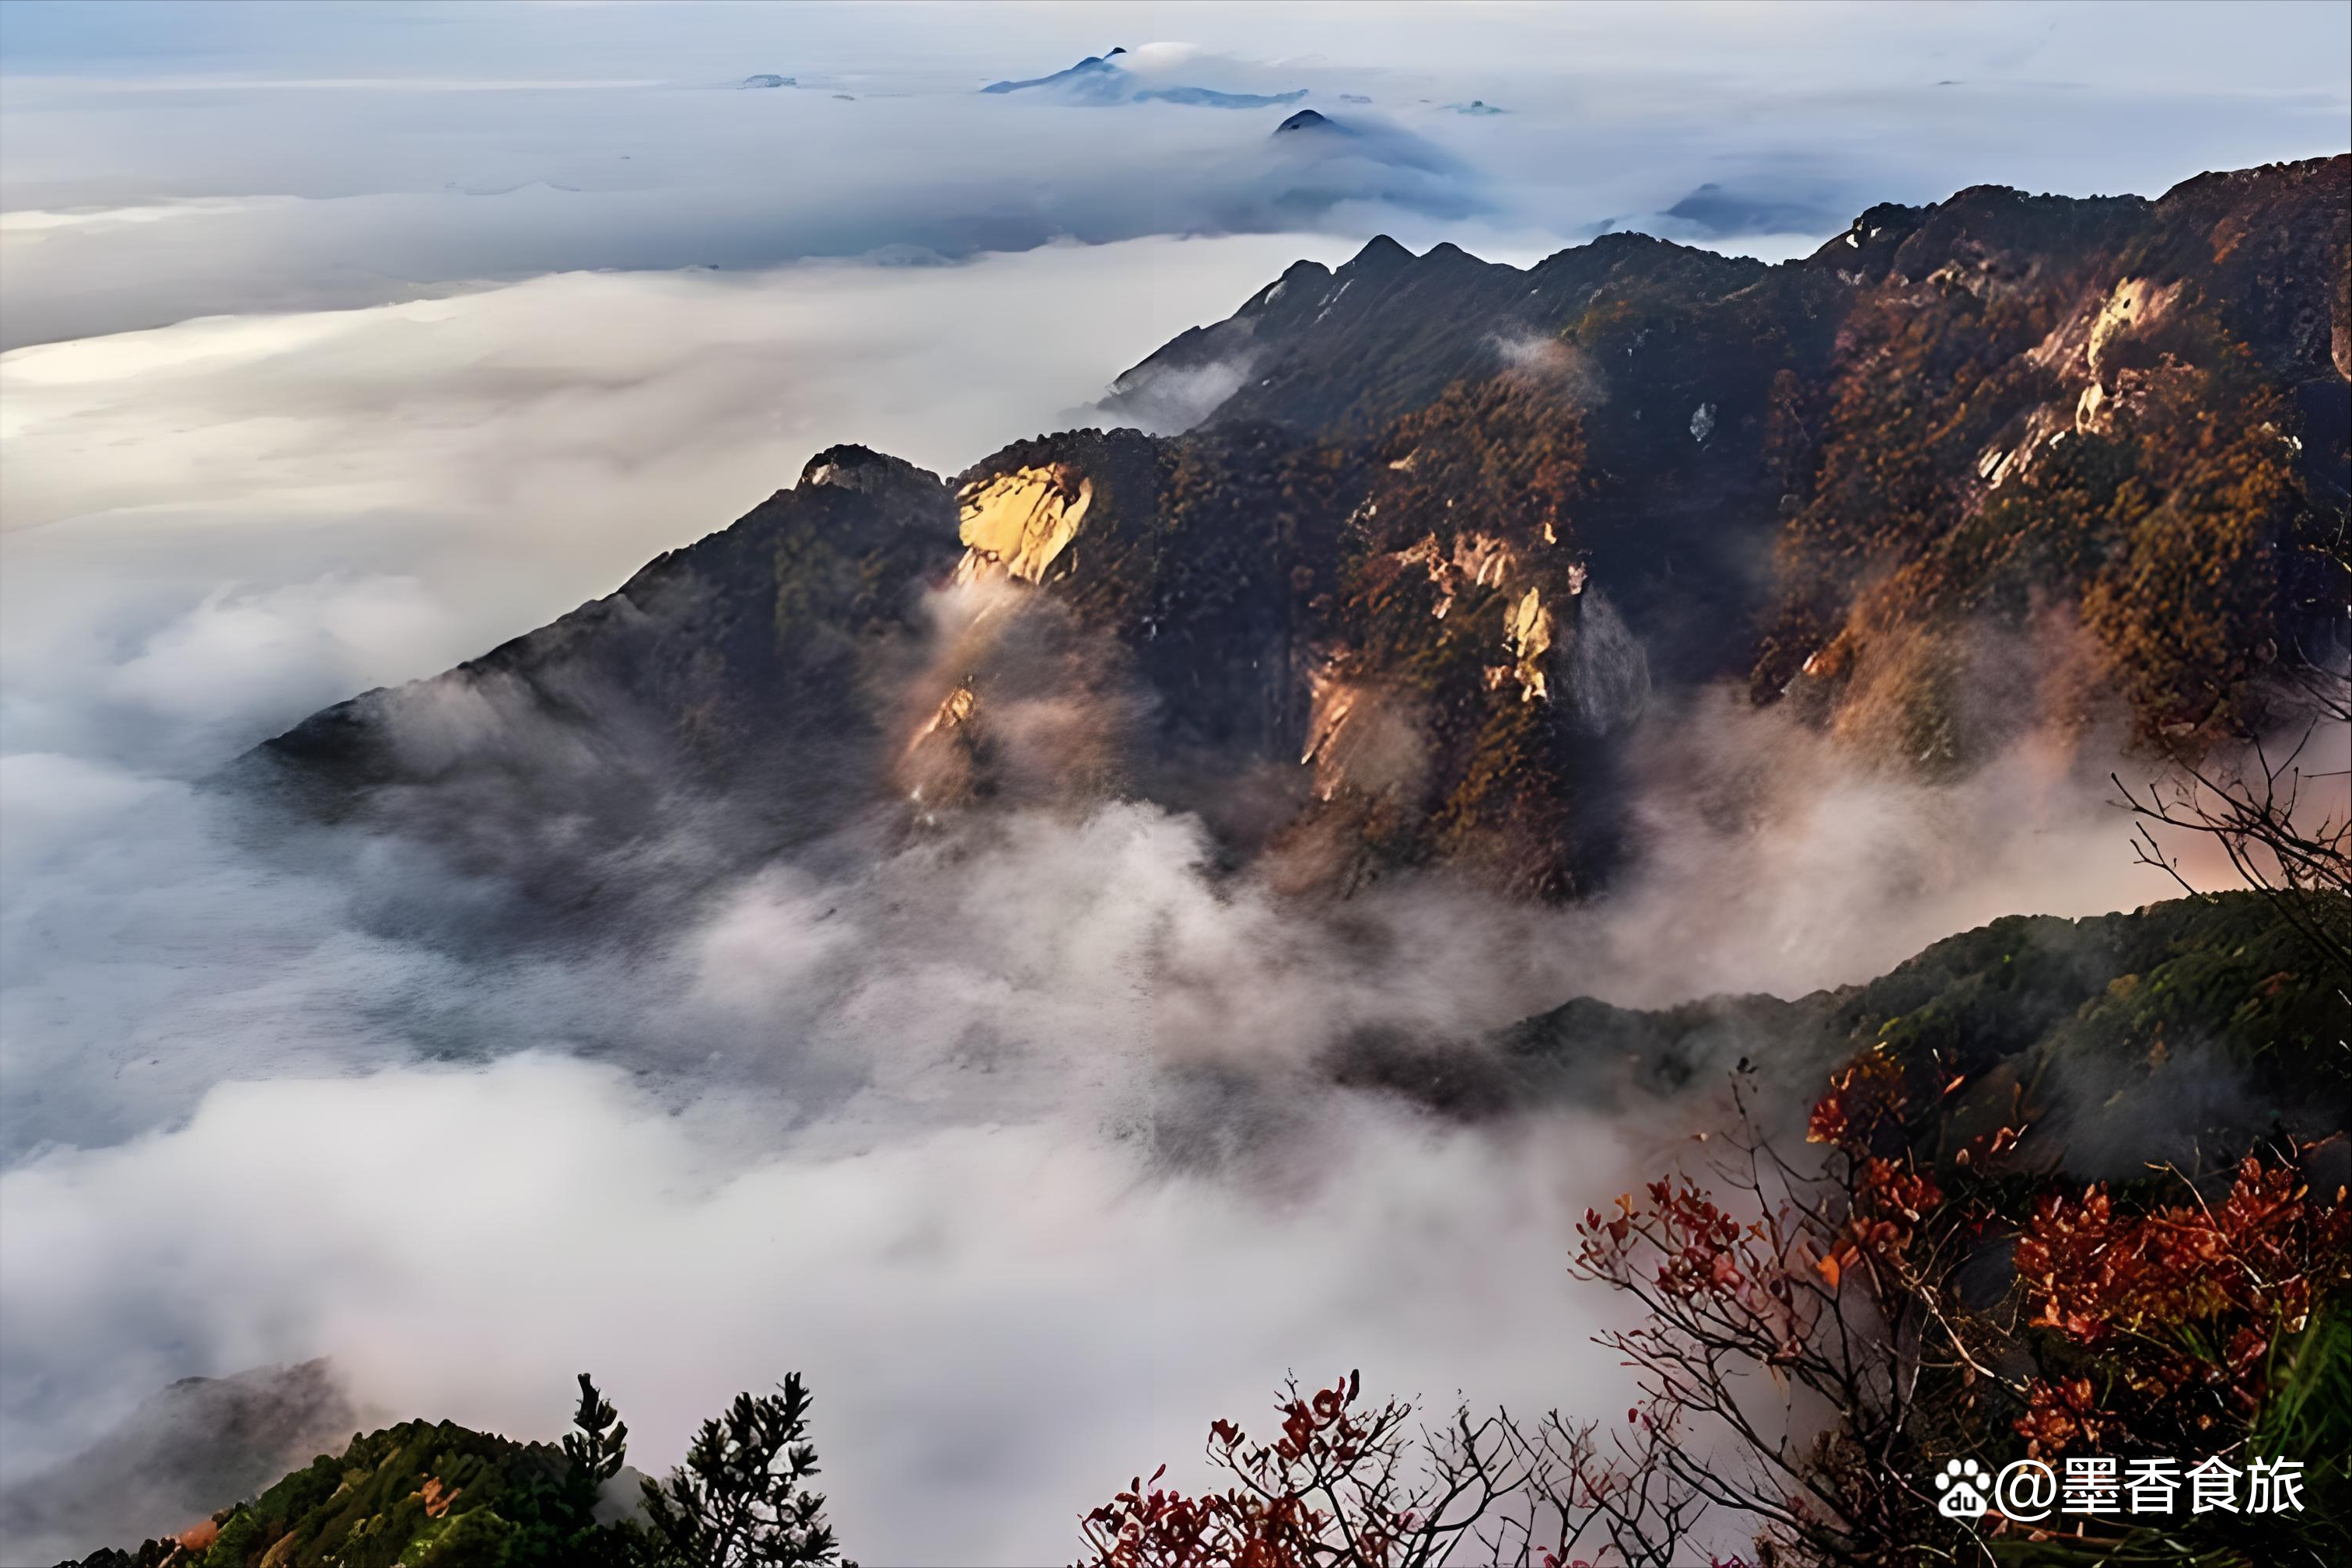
xmin=955 ymin=465 xmax=1094 ymax=584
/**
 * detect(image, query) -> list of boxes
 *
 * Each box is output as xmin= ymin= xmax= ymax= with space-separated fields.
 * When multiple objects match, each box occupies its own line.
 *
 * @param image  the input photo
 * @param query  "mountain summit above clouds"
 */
xmin=244 ymin=156 xmax=2347 ymax=912
xmin=982 ymin=46 xmax=1307 ymax=107
xmin=981 ymin=47 xmax=1128 ymax=96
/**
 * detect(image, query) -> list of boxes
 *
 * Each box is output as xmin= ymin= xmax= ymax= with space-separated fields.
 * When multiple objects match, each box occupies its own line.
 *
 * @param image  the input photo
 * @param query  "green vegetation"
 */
xmin=75 ymin=1376 xmax=846 ymax=1568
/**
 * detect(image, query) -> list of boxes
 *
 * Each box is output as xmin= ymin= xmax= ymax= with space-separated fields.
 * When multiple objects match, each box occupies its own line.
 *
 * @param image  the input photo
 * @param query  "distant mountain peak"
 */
xmin=1342 ymin=233 xmax=1416 ymax=274
xmin=1276 ymin=108 xmax=1341 ymax=135
xmin=0 ymin=1358 xmax=359 ymax=1559
xmin=980 ymin=52 xmax=1124 ymax=95
xmin=982 ymin=47 xmax=1303 ymax=107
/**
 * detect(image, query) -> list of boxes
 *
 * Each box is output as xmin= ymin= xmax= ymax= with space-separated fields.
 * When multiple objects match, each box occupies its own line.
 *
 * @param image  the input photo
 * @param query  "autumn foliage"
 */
xmin=1087 ymin=1033 xmax=2352 ymax=1566
xmin=1079 ymin=1373 xmax=1472 ymax=1568
xmin=2013 ymin=1157 xmax=2352 ymax=1461
xmin=1077 ymin=1369 xmax=1707 ymax=1568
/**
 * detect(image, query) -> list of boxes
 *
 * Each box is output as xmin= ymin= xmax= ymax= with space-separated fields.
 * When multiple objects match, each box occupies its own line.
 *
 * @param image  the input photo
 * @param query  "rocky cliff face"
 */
xmin=248 ymin=157 xmax=2351 ymax=905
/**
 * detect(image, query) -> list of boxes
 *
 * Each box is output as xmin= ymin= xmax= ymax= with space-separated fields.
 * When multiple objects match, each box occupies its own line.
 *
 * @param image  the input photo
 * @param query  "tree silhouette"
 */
xmin=638 ymin=1375 xmax=849 ymax=1568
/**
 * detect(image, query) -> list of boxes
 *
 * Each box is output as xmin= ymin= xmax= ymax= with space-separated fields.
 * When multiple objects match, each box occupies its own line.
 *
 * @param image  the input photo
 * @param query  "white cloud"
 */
xmin=0 ymin=1052 xmax=1643 ymax=1565
xmin=0 ymin=234 xmax=1350 ymax=769
xmin=0 ymin=80 xmax=1475 ymax=348
xmin=3 ymin=5 xmax=2341 ymax=344
xmin=105 ymin=577 xmax=459 ymax=731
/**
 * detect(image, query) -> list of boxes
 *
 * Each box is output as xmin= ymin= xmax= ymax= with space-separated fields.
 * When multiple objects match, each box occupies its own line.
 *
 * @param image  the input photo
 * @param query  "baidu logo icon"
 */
xmin=1934 ymin=1458 xmax=1990 ymax=1519
xmin=1933 ymin=1457 xmax=2055 ymax=1521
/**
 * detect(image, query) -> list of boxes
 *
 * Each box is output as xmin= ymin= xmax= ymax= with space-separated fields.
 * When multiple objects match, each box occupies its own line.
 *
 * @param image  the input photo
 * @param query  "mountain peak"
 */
xmin=980 ymin=52 xmax=1125 ymax=94
xmin=982 ymin=47 xmax=1301 ymax=107
xmin=798 ymin=443 xmax=939 ymax=496
xmin=1276 ymin=108 xmax=1337 ymax=134
xmin=250 ymin=158 xmax=2350 ymax=918
xmin=1342 ymin=234 xmax=1415 ymax=275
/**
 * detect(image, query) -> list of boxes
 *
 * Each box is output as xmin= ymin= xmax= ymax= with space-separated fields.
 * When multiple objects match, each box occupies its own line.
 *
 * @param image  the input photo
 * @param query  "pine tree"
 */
xmin=638 ymin=1374 xmax=849 ymax=1567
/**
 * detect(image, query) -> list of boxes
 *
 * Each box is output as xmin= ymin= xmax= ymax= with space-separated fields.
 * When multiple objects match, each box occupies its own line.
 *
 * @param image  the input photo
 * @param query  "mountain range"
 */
xmin=248 ymin=155 xmax=2349 ymax=905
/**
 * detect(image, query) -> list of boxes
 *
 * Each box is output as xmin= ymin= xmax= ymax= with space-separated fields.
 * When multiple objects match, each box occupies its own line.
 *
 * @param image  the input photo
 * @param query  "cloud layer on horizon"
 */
xmin=0 ymin=84 xmax=1495 ymax=348
xmin=3 ymin=2 xmax=2345 ymax=345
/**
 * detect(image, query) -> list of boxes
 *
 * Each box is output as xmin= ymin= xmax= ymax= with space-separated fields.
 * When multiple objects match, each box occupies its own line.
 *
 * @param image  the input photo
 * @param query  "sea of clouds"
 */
xmin=5 ymin=1 xmax=2345 ymax=345
xmin=2 ymin=3 xmax=2343 ymax=1560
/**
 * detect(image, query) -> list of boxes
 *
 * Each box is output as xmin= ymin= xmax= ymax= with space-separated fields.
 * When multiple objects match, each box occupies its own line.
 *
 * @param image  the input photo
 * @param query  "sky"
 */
xmin=0 ymin=3 xmax=2344 ymax=1561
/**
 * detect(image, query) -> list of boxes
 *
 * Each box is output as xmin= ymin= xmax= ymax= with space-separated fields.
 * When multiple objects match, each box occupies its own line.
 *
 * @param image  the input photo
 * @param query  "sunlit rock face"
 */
xmin=956 ymin=465 xmax=1095 ymax=584
xmin=1503 ymin=586 xmax=1553 ymax=703
xmin=2085 ymin=276 xmax=2182 ymax=383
